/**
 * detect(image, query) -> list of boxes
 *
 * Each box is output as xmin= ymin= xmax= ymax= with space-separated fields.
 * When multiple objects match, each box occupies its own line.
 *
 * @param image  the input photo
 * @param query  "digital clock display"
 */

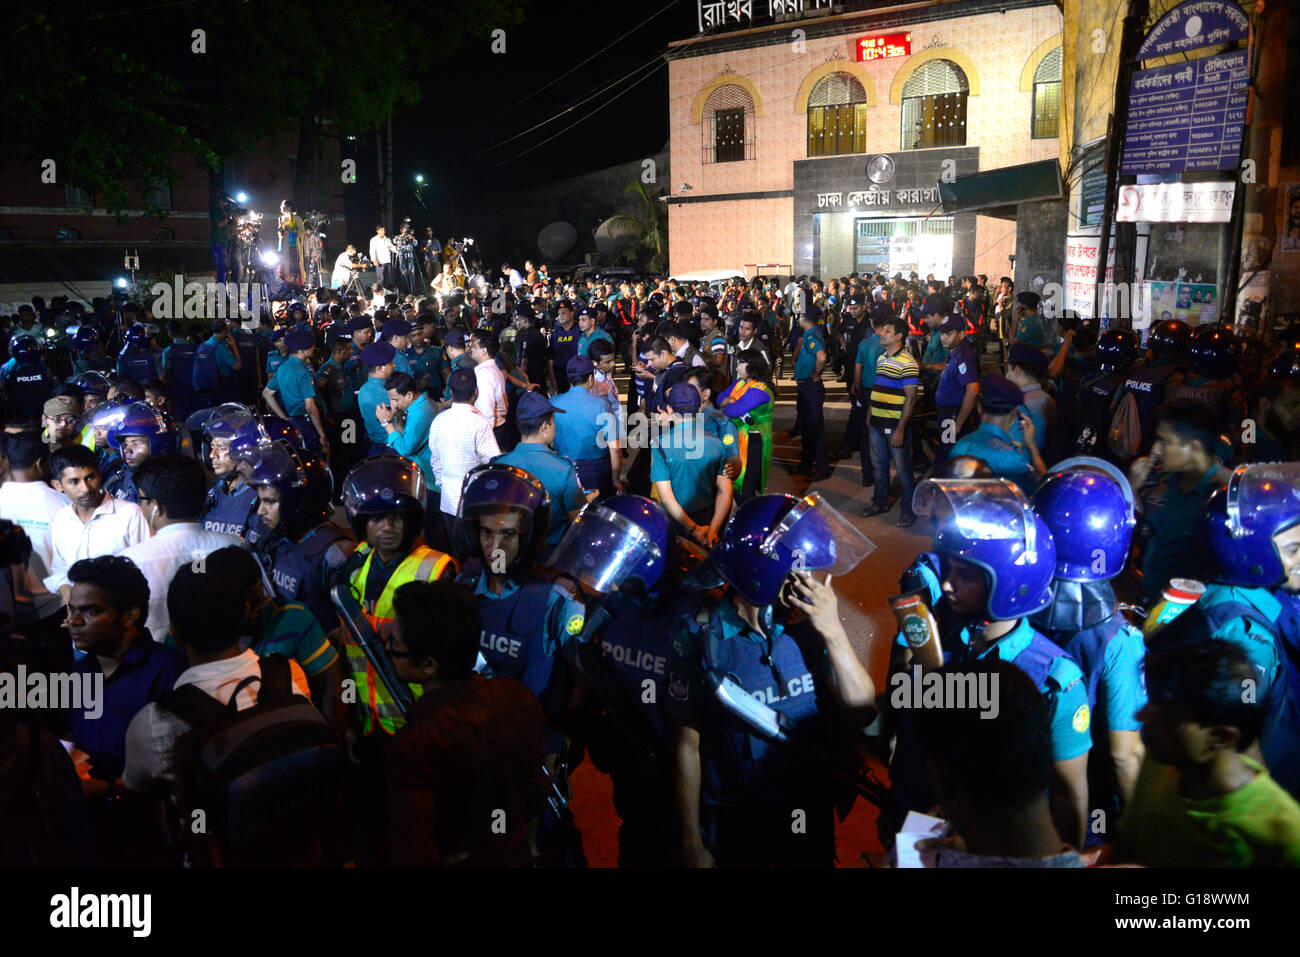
xmin=857 ymin=32 xmax=912 ymax=62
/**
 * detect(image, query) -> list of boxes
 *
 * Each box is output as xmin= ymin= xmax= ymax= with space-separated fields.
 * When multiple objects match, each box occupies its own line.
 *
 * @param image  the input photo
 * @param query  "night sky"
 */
xmin=391 ymin=0 xmax=694 ymax=202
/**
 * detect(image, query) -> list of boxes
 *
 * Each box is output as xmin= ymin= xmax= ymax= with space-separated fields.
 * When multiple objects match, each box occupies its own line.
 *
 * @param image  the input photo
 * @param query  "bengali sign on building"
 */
xmin=815 ymin=186 xmax=940 ymax=211
xmin=696 ymin=0 xmax=832 ymax=32
xmin=1064 ymin=232 xmax=1149 ymax=324
xmin=1121 ymin=50 xmax=1248 ymax=175
xmin=1116 ymin=181 xmax=1235 ymax=223
xmin=1134 ymin=0 xmax=1250 ymax=60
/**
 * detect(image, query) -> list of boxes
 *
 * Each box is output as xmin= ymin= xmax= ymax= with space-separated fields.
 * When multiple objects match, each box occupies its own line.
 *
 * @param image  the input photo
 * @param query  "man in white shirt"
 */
xmin=45 ymin=445 xmax=151 ymax=600
xmin=428 ymin=368 xmax=500 ymax=534
xmin=119 ymin=456 xmax=247 ymax=642
xmin=332 ymin=244 xmax=364 ymax=288
xmin=501 ymin=262 xmax=524 ymax=291
xmin=369 ymin=226 xmax=395 ymax=290
xmin=468 ymin=329 xmax=509 ymax=447
xmin=0 ymin=432 xmax=68 ymax=633
xmin=123 ymin=560 xmax=310 ymax=807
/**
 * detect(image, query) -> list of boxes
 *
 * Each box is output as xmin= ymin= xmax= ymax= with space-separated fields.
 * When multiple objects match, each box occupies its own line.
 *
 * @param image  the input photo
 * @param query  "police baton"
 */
xmin=330 ymin=583 xmax=415 ymax=715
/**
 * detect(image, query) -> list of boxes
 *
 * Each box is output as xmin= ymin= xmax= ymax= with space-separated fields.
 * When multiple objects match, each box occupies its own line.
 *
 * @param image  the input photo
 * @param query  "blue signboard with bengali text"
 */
xmin=1121 ymin=49 xmax=1248 ymax=175
xmin=1135 ymin=0 xmax=1249 ymax=60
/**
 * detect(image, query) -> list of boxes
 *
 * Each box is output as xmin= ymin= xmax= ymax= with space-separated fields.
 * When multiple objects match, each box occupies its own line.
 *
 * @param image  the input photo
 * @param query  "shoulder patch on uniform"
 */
xmin=1072 ymin=703 xmax=1091 ymax=734
xmin=722 ymin=433 xmax=734 ymax=445
xmin=957 ymin=363 xmax=967 ymax=374
xmin=668 ymin=671 xmax=690 ymax=702
xmin=565 ymin=612 xmax=585 ymax=636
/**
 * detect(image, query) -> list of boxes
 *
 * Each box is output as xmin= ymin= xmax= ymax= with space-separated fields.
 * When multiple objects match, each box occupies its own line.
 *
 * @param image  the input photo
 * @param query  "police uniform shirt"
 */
xmin=471 ymin=572 xmax=585 ymax=694
xmin=410 ymin=347 xmax=444 ymax=396
xmin=392 ymin=349 xmax=412 ymax=375
xmin=551 ymin=322 xmax=580 ymax=370
xmin=576 ymin=328 xmax=613 ymax=361
xmin=314 ymin=357 xmax=355 ymax=419
xmin=895 ymin=617 xmax=1092 ymax=762
xmin=699 ymin=406 xmax=740 ymax=452
xmin=1198 ymin=585 xmax=1284 ymax=693
xmin=950 ymin=421 xmax=1041 ymax=493
xmin=551 ymin=385 xmax=611 ymax=463
xmin=266 ymin=349 xmax=288 ymax=381
xmin=922 ymin=329 xmax=949 ymax=367
xmin=1015 ymin=313 xmax=1048 ymax=350
xmin=650 ymin=420 xmax=727 ymax=515
xmin=855 ymin=331 xmax=885 ymax=390
xmin=386 ymin=393 xmax=437 ymax=486
xmin=934 ymin=339 xmax=978 ymax=408
xmin=205 ymin=335 xmax=238 ymax=380
xmin=268 ymin=355 xmax=317 ymax=418
xmin=1138 ymin=469 xmax=1222 ymax=604
xmin=358 ymin=376 xmax=391 ymax=445
xmin=794 ymin=328 xmax=825 ymax=382
xmin=494 ymin=442 xmax=586 ymax=546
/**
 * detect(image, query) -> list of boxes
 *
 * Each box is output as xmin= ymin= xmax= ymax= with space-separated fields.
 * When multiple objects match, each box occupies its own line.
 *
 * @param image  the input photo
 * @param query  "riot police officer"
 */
xmin=1198 ymin=462 xmax=1300 ymax=798
xmin=668 ymin=492 xmax=878 ymax=867
xmin=3 ymin=334 xmax=56 ymax=421
xmin=116 ymin=323 xmax=159 ymax=384
xmin=1031 ymin=458 xmax=1147 ymax=830
xmin=1074 ymin=329 xmax=1139 ymax=459
xmin=71 ymin=325 xmax=113 ymax=375
xmin=891 ymin=478 xmax=1092 ymax=848
xmin=549 ymin=494 xmax=696 ymax=865
xmin=338 ymin=453 xmax=458 ymax=740
xmin=191 ymin=404 xmax=261 ymax=539
xmin=103 ymin=401 xmax=179 ymax=503
xmin=245 ymin=439 xmax=356 ymax=633
xmin=451 ymin=463 xmax=588 ymax=864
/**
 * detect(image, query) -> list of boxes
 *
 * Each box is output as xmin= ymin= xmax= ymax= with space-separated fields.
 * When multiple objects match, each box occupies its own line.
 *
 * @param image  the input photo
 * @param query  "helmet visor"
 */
xmin=1227 ymin=463 xmax=1300 ymax=540
xmin=186 ymin=403 xmax=253 ymax=437
xmin=245 ymin=440 xmax=298 ymax=487
xmin=547 ymin=503 xmax=663 ymax=594
xmin=914 ymin=478 xmax=1040 ymax=564
xmin=761 ymin=492 xmax=875 ymax=578
xmin=82 ymin=399 xmax=130 ymax=434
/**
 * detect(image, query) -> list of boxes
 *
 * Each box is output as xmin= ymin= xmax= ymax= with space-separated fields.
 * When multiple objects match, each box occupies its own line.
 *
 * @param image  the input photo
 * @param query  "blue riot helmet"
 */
xmin=71 ymin=325 xmax=101 ymax=353
xmin=1032 ymin=456 xmax=1136 ymax=582
xmin=122 ymin=323 xmax=151 ymax=350
xmin=69 ymin=371 xmax=111 ymax=401
xmin=228 ymin=414 xmax=304 ymax=465
xmin=1188 ymin=325 xmax=1239 ymax=379
xmin=342 ymin=451 xmax=429 ymax=549
xmin=453 ymin=463 xmax=550 ymax=572
xmin=106 ymin=401 xmax=180 ymax=456
xmin=1201 ymin=462 xmax=1300 ymax=588
xmin=185 ymin=402 xmax=255 ymax=440
xmin=1147 ymin=318 xmax=1191 ymax=360
xmin=82 ymin=397 xmax=130 ymax=443
xmin=547 ymin=494 xmax=668 ymax=595
xmin=9 ymin=334 xmax=40 ymax=364
xmin=245 ymin=440 xmax=334 ymax=537
xmin=914 ymin=478 xmax=1057 ymax=622
xmin=1096 ymin=329 xmax=1139 ymax=373
xmin=1268 ymin=342 xmax=1300 ymax=381
xmin=710 ymin=492 xmax=875 ymax=607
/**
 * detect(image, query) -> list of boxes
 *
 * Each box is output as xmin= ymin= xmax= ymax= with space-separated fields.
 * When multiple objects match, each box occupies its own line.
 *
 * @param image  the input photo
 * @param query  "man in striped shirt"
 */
xmin=861 ymin=316 xmax=920 ymax=526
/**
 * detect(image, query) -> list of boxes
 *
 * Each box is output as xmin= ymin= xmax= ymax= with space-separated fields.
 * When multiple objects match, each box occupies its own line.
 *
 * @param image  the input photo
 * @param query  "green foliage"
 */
xmin=609 ymin=179 xmax=668 ymax=275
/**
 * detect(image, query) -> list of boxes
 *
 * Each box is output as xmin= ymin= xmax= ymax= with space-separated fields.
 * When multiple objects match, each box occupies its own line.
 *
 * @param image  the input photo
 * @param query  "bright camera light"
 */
xmin=261 ymin=250 xmax=279 ymax=267
xmin=235 ymin=192 xmax=248 ymax=203
xmin=116 ymin=277 xmax=128 ymax=288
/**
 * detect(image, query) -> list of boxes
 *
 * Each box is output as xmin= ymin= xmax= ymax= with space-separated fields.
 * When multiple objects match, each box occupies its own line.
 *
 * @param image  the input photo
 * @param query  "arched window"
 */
xmin=152 ymin=227 xmax=175 ymax=241
xmin=703 ymin=84 xmax=755 ymax=164
xmin=807 ymin=72 xmax=867 ymax=157
xmin=1032 ymin=47 xmax=1062 ymax=140
xmin=900 ymin=59 xmax=969 ymax=150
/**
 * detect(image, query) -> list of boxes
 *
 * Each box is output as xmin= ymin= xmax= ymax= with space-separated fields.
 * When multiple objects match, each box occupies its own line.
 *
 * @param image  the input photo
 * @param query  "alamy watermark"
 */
xmin=0 ymin=666 xmax=102 ymax=718
xmin=889 ymin=665 xmax=1000 ymax=719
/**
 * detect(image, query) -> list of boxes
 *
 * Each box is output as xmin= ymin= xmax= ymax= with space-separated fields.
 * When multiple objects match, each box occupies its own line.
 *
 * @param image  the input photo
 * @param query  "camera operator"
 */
xmin=369 ymin=226 xmax=395 ymax=290
xmin=210 ymin=194 xmax=237 ymax=285
xmin=332 ymin=244 xmax=366 ymax=289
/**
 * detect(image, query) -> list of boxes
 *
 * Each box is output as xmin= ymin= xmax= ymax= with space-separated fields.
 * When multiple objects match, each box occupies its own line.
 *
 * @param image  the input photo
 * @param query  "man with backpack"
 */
xmin=1107 ymin=319 xmax=1190 ymax=466
xmin=122 ymin=559 xmax=339 ymax=866
xmin=192 ymin=320 xmax=243 ymax=407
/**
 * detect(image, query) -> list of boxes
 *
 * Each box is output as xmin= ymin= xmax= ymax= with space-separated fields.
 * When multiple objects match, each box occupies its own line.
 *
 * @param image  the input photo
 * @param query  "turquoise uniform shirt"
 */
xmin=950 ymin=421 xmax=1040 ymax=493
xmin=1198 ymin=584 xmax=1283 ymax=690
xmin=266 ymin=349 xmax=288 ymax=380
xmin=1015 ymin=314 xmax=1048 ymax=350
xmin=700 ymin=406 xmax=740 ymax=453
xmin=385 ymin=393 xmax=436 ymax=486
xmin=551 ymin=384 xmax=613 ymax=463
xmin=577 ymin=328 xmax=613 ymax=360
xmin=495 ymin=441 xmax=587 ymax=546
xmin=855 ymin=332 xmax=885 ymax=390
xmin=650 ymin=420 xmax=727 ymax=515
xmin=268 ymin=354 xmax=316 ymax=417
xmin=922 ymin=328 xmax=949 ymax=367
xmin=206 ymin=335 xmax=238 ymax=378
xmin=358 ymin=376 xmax=390 ymax=445
xmin=794 ymin=328 xmax=824 ymax=381
xmin=392 ymin=349 xmax=412 ymax=375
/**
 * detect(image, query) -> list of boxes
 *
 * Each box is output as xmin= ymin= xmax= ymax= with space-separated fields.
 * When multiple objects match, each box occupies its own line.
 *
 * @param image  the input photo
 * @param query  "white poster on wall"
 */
xmin=1064 ymin=232 xmax=1150 ymax=327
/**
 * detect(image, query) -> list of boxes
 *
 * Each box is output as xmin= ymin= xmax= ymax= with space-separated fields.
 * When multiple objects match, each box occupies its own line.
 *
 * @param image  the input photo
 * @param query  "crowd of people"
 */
xmin=0 ymin=258 xmax=1298 ymax=869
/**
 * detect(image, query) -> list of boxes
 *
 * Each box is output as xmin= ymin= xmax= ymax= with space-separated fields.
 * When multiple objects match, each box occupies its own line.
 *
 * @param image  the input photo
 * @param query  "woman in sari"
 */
xmin=277 ymin=200 xmax=306 ymax=288
xmin=717 ymin=348 xmax=774 ymax=504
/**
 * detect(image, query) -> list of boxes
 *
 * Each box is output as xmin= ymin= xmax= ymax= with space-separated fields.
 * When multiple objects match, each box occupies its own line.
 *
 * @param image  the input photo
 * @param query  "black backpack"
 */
xmin=159 ymin=654 xmax=343 ymax=866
